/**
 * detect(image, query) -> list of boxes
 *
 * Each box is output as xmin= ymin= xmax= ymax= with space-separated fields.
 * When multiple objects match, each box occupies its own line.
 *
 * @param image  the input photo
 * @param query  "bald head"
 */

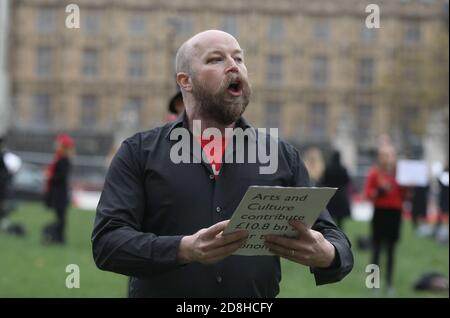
xmin=175 ymin=30 xmax=241 ymax=75
xmin=175 ymin=41 xmax=192 ymax=74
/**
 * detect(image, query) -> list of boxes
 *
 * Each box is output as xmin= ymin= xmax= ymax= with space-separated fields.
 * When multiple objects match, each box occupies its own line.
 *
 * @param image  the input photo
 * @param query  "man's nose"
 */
xmin=225 ymin=57 xmax=239 ymax=74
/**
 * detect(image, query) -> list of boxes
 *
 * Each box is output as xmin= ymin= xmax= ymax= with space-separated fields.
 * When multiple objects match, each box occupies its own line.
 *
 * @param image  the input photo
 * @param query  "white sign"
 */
xmin=223 ymin=186 xmax=337 ymax=256
xmin=396 ymin=160 xmax=429 ymax=186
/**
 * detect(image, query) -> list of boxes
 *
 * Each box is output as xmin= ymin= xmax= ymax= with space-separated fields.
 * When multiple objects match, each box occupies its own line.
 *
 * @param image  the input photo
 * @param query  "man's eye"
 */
xmin=234 ymin=57 xmax=243 ymax=63
xmin=207 ymin=57 xmax=222 ymax=63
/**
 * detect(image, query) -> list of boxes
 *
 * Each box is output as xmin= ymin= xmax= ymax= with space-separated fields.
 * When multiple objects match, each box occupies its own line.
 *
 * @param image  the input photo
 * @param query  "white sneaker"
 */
xmin=370 ymin=288 xmax=381 ymax=297
xmin=435 ymin=225 xmax=449 ymax=244
xmin=416 ymin=224 xmax=434 ymax=237
xmin=386 ymin=286 xmax=396 ymax=297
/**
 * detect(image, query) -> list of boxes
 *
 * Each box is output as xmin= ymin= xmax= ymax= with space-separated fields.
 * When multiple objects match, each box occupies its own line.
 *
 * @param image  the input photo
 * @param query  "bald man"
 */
xmin=92 ymin=30 xmax=353 ymax=297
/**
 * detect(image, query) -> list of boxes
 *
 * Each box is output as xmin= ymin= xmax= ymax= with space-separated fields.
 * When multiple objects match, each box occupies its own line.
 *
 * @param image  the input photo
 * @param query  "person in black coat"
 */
xmin=0 ymin=137 xmax=10 ymax=219
xmin=438 ymin=165 xmax=449 ymax=215
xmin=43 ymin=134 xmax=74 ymax=244
xmin=435 ymin=164 xmax=449 ymax=240
xmin=320 ymin=151 xmax=352 ymax=229
xmin=410 ymin=185 xmax=430 ymax=229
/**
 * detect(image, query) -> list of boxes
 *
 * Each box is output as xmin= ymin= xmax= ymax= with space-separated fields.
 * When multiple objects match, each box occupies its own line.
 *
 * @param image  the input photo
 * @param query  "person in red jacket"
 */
xmin=364 ymin=145 xmax=407 ymax=292
xmin=43 ymin=134 xmax=75 ymax=244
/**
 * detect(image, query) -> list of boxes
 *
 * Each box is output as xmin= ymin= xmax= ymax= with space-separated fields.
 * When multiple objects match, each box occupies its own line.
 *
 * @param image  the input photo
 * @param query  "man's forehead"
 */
xmin=190 ymin=32 xmax=242 ymax=56
xmin=201 ymin=47 xmax=243 ymax=56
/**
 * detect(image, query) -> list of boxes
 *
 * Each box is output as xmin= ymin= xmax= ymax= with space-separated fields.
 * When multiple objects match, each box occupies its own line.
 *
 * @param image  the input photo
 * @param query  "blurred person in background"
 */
xmin=364 ymin=144 xmax=407 ymax=294
xmin=0 ymin=137 xmax=9 ymax=219
xmin=43 ymin=134 xmax=75 ymax=244
xmin=0 ymin=137 xmax=21 ymax=215
xmin=320 ymin=150 xmax=352 ymax=230
xmin=408 ymin=151 xmax=430 ymax=233
xmin=410 ymin=184 xmax=430 ymax=231
xmin=167 ymin=91 xmax=185 ymax=122
xmin=435 ymin=163 xmax=449 ymax=243
xmin=0 ymin=137 xmax=24 ymax=236
xmin=303 ymin=147 xmax=325 ymax=186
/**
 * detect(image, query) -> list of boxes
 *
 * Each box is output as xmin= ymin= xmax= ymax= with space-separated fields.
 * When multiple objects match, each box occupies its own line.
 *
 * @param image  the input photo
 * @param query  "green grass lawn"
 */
xmin=0 ymin=202 xmax=448 ymax=298
xmin=279 ymin=219 xmax=449 ymax=298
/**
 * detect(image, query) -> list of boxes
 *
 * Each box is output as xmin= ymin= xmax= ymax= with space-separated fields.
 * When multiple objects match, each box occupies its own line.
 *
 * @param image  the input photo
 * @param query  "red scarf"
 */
xmin=199 ymin=136 xmax=229 ymax=178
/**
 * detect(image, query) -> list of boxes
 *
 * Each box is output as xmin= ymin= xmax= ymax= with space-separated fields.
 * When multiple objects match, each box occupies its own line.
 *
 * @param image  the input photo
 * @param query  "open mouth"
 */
xmin=227 ymin=80 xmax=243 ymax=96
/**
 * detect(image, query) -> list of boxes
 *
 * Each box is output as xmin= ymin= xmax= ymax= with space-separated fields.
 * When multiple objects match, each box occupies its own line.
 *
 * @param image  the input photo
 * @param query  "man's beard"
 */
xmin=191 ymin=74 xmax=251 ymax=126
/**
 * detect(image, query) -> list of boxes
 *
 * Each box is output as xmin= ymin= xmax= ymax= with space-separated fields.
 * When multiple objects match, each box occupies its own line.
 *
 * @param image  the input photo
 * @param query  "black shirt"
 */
xmin=92 ymin=113 xmax=353 ymax=297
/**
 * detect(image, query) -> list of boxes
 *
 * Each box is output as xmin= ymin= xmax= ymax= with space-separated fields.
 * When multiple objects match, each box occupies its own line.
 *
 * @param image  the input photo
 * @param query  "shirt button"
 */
xmin=216 ymin=206 xmax=221 ymax=213
xmin=209 ymin=174 xmax=214 ymax=180
xmin=216 ymin=276 xmax=223 ymax=283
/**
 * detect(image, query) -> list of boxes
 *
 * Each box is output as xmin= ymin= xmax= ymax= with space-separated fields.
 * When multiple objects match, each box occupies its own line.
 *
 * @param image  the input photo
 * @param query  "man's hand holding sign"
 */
xmin=264 ymin=219 xmax=336 ymax=268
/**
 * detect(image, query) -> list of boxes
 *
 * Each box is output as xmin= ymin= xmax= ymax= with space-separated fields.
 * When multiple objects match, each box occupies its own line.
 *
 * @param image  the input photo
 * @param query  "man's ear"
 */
xmin=176 ymin=73 xmax=192 ymax=92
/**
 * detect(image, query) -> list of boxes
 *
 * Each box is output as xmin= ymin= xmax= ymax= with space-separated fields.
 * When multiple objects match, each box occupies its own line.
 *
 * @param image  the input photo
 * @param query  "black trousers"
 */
xmin=54 ymin=206 xmax=67 ymax=242
xmin=371 ymin=207 xmax=402 ymax=288
xmin=371 ymin=240 xmax=396 ymax=287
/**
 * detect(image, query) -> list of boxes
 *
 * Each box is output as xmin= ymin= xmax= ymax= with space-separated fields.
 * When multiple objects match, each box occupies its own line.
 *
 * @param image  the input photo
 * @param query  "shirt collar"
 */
xmin=165 ymin=111 xmax=252 ymax=140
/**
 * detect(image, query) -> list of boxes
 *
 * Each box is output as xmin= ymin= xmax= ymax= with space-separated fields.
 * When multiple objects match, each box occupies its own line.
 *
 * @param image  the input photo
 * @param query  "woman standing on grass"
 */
xmin=364 ymin=145 xmax=407 ymax=293
xmin=44 ymin=134 xmax=74 ymax=244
